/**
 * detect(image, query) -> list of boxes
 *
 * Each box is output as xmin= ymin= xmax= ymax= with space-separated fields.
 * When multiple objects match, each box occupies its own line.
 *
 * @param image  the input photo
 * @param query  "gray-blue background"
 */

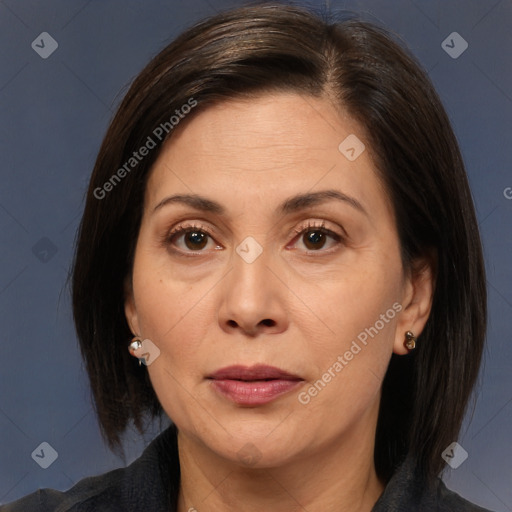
xmin=1 ymin=0 xmax=511 ymax=510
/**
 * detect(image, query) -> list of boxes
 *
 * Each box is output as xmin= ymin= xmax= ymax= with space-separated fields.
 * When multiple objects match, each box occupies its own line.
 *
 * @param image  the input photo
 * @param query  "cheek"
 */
xmin=299 ymin=258 xmax=402 ymax=399
xmin=314 ymin=259 xmax=402 ymax=342
xmin=131 ymin=257 xmax=216 ymax=428
xmin=297 ymin=289 xmax=398 ymax=435
xmin=130 ymin=248 xmax=215 ymax=366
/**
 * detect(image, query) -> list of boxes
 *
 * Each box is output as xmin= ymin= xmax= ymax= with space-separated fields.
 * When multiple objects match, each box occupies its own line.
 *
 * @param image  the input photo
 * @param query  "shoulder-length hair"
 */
xmin=71 ymin=2 xmax=486 ymax=484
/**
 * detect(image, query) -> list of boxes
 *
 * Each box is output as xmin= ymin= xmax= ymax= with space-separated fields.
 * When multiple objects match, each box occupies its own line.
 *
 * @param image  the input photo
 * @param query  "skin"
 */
xmin=125 ymin=92 xmax=434 ymax=512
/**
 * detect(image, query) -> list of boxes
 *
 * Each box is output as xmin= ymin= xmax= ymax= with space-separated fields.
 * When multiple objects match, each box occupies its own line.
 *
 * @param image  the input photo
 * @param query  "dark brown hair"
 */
xmin=71 ymin=2 xmax=487 ymax=484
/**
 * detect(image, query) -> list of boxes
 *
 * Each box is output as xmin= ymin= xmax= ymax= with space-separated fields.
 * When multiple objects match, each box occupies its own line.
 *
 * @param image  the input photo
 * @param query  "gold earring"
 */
xmin=128 ymin=337 xmax=143 ymax=366
xmin=404 ymin=331 xmax=416 ymax=351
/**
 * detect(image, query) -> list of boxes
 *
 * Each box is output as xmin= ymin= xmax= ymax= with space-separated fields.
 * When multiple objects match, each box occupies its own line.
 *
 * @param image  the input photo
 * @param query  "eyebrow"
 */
xmin=152 ymin=189 xmax=368 ymax=217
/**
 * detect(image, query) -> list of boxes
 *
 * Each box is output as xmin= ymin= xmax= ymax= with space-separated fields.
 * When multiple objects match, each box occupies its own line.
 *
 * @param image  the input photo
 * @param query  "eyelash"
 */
xmin=290 ymin=221 xmax=344 ymax=250
xmin=165 ymin=220 xmax=345 ymax=256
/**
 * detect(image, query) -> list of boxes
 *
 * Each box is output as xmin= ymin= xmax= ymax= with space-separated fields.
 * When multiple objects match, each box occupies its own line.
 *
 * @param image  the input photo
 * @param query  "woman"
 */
xmin=2 ymin=3 xmax=493 ymax=511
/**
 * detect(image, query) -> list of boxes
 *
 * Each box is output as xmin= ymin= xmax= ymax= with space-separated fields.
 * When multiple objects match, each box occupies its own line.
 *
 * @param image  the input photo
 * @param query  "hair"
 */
xmin=71 ymin=1 xmax=487 ymax=485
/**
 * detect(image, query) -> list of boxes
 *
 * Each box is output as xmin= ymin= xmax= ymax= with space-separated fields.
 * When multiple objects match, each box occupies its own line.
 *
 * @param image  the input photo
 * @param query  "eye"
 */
xmin=166 ymin=223 xmax=220 ymax=253
xmin=165 ymin=220 xmax=345 ymax=255
xmin=290 ymin=221 xmax=344 ymax=252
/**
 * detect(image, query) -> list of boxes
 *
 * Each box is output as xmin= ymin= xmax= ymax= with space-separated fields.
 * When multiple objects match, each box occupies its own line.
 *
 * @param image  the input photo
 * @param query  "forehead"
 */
xmin=145 ymin=92 xmax=390 ymax=220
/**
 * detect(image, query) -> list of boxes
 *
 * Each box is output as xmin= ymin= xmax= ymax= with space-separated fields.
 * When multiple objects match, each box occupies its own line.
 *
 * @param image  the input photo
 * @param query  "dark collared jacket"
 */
xmin=1 ymin=424 xmax=494 ymax=511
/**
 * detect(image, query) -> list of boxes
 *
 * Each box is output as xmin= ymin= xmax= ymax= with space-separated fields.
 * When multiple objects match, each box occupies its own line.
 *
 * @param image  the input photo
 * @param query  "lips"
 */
xmin=208 ymin=364 xmax=302 ymax=381
xmin=208 ymin=365 xmax=303 ymax=406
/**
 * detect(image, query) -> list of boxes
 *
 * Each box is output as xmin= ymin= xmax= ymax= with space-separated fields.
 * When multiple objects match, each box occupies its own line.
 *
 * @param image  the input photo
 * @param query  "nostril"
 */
xmin=261 ymin=319 xmax=276 ymax=327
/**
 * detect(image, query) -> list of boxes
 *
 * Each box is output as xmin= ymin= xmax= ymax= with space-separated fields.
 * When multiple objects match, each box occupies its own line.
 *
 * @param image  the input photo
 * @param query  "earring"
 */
xmin=404 ymin=331 xmax=416 ymax=351
xmin=128 ymin=337 xmax=143 ymax=366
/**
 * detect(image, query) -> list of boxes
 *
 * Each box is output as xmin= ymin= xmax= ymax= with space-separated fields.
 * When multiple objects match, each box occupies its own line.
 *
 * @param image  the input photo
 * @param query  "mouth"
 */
xmin=207 ymin=365 xmax=303 ymax=406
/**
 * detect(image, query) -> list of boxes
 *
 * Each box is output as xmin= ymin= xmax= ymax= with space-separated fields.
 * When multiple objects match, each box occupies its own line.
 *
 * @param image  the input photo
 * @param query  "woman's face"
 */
xmin=125 ymin=92 xmax=432 ymax=467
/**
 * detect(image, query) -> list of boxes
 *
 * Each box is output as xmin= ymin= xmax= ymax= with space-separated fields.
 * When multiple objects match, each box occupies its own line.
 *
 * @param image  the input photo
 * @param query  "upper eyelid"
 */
xmin=291 ymin=220 xmax=343 ymax=236
xmin=167 ymin=219 xmax=343 ymax=235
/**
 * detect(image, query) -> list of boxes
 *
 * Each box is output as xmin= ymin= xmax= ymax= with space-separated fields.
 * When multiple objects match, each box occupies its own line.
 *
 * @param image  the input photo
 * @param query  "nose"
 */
xmin=217 ymin=245 xmax=289 ymax=337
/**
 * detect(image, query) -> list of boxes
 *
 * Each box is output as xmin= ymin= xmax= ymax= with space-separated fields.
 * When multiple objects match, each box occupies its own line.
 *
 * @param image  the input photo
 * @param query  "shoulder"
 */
xmin=0 ymin=467 xmax=127 ymax=512
xmin=431 ymin=480 xmax=495 ymax=512
xmin=0 ymin=425 xmax=179 ymax=512
xmin=372 ymin=457 xmax=496 ymax=512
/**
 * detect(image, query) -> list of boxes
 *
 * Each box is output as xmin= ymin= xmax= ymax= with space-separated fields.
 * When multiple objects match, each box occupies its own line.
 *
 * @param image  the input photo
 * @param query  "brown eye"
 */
xmin=303 ymin=230 xmax=327 ymax=250
xmin=166 ymin=224 xmax=218 ymax=253
xmin=183 ymin=230 xmax=208 ymax=250
xmin=292 ymin=222 xmax=343 ymax=253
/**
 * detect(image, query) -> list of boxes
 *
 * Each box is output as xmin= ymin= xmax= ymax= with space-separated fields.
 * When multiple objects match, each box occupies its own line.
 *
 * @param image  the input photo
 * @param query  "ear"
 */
xmin=393 ymin=252 xmax=436 ymax=355
xmin=124 ymin=276 xmax=141 ymax=337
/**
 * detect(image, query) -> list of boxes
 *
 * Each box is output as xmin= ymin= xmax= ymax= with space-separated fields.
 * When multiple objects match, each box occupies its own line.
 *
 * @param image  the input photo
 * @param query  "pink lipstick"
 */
xmin=208 ymin=365 xmax=303 ymax=406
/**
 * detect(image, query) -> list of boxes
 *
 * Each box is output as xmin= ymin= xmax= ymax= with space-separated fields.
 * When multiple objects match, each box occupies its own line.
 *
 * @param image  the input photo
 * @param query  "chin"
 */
xmin=204 ymin=426 xmax=307 ymax=468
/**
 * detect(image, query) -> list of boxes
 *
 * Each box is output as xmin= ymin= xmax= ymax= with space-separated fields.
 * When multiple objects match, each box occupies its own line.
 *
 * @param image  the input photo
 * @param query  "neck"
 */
xmin=175 ymin=397 xmax=386 ymax=512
